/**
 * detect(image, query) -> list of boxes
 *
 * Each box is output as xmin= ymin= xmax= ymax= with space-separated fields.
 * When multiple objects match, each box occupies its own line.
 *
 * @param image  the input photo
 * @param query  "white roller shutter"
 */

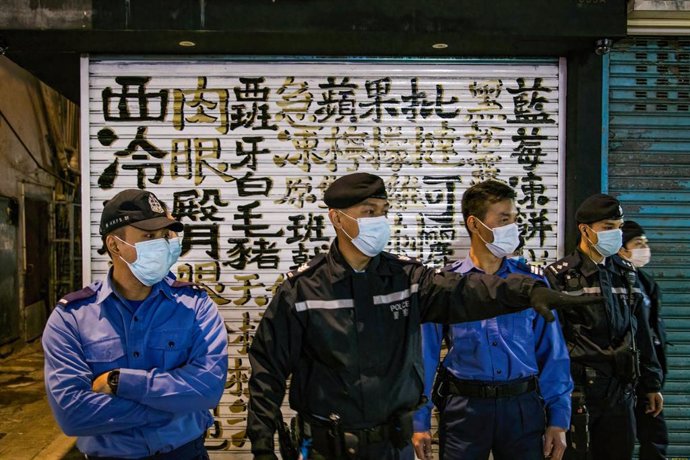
xmin=81 ymin=57 xmax=565 ymax=456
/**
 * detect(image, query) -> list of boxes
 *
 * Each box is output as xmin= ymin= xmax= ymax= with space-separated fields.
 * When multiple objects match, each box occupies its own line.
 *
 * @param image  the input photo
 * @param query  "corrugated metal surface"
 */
xmin=609 ymin=37 xmax=690 ymax=459
xmin=83 ymin=57 xmax=564 ymax=456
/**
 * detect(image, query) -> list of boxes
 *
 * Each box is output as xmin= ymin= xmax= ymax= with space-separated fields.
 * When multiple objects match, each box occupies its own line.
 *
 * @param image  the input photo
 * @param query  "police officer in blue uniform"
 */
xmin=42 ymin=189 xmax=229 ymax=460
xmin=545 ymin=194 xmax=663 ymax=460
xmin=247 ymin=173 xmax=602 ymax=460
xmin=619 ymin=220 xmax=669 ymax=460
xmin=413 ymin=180 xmax=573 ymax=460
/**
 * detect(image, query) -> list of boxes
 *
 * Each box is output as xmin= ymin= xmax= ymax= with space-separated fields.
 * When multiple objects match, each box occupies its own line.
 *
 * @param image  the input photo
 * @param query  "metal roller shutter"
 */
xmin=82 ymin=57 xmax=565 ymax=456
xmin=609 ymin=37 xmax=690 ymax=459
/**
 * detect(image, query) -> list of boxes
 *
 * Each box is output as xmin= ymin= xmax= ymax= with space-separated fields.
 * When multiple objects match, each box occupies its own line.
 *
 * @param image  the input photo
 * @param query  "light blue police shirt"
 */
xmin=42 ymin=272 xmax=228 ymax=458
xmin=413 ymin=257 xmax=573 ymax=432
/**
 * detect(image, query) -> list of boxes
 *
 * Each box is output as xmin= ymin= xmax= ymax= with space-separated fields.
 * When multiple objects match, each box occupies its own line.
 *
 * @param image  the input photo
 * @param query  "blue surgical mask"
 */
xmin=168 ymin=237 xmax=182 ymax=268
xmin=116 ymin=236 xmax=180 ymax=286
xmin=475 ymin=219 xmax=520 ymax=258
xmin=587 ymin=227 xmax=623 ymax=258
xmin=338 ymin=211 xmax=391 ymax=257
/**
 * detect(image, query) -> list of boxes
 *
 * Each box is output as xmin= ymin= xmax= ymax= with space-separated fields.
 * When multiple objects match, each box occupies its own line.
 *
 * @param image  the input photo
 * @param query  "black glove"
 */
xmin=529 ymin=286 xmax=605 ymax=322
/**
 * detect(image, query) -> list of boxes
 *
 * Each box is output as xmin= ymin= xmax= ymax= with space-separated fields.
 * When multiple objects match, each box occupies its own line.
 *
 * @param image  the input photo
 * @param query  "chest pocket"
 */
xmin=449 ymin=322 xmax=482 ymax=355
xmin=501 ymin=310 xmax=534 ymax=342
xmin=148 ymin=328 xmax=193 ymax=370
xmin=83 ymin=337 xmax=126 ymax=375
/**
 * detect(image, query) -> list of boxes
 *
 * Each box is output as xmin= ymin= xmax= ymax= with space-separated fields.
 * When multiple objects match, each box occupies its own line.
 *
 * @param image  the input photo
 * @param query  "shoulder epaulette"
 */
xmin=507 ymin=258 xmax=544 ymax=277
xmin=286 ymin=254 xmax=327 ymax=280
xmin=612 ymin=255 xmax=637 ymax=272
xmin=57 ymin=286 xmax=97 ymax=309
xmin=530 ymin=264 xmax=545 ymax=277
xmin=547 ymin=254 xmax=579 ymax=277
xmin=380 ymin=252 xmax=423 ymax=265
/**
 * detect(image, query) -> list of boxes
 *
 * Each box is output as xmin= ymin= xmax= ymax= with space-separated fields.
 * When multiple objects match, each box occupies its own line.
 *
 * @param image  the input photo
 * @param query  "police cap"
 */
xmin=622 ymin=220 xmax=645 ymax=246
xmin=575 ymin=193 xmax=624 ymax=224
xmin=99 ymin=189 xmax=183 ymax=236
xmin=324 ymin=173 xmax=387 ymax=209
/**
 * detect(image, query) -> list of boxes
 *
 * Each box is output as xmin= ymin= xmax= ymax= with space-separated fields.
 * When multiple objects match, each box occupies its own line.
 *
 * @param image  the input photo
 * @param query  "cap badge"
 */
xmin=148 ymin=194 xmax=165 ymax=214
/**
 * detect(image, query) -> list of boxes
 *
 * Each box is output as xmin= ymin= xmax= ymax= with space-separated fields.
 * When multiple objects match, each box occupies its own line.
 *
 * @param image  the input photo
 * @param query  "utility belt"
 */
xmin=85 ymin=435 xmax=205 ymax=460
xmin=571 ymin=353 xmax=639 ymax=387
xmin=444 ymin=373 xmax=538 ymax=399
xmin=295 ymin=411 xmax=413 ymax=459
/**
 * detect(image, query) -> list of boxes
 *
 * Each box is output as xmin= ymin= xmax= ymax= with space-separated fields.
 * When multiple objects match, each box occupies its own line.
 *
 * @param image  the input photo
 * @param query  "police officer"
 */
xmin=413 ymin=180 xmax=573 ymax=460
xmin=545 ymin=194 xmax=663 ymax=460
xmin=43 ymin=189 xmax=229 ymax=460
xmin=247 ymin=172 xmax=601 ymax=460
xmin=619 ymin=220 xmax=669 ymax=460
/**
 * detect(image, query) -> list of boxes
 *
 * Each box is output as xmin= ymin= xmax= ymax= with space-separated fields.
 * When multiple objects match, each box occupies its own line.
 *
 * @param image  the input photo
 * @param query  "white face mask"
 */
xmin=338 ymin=211 xmax=391 ymax=257
xmin=629 ymin=247 xmax=651 ymax=267
xmin=475 ymin=218 xmax=520 ymax=258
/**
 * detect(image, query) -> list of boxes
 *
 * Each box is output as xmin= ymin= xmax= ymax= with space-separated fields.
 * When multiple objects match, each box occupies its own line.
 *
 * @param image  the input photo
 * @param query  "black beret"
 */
xmin=622 ymin=220 xmax=645 ymax=246
xmin=324 ymin=173 xmax=387 ymax=209
xmin=576 ymin=193 xmax=624 ymax=224
xmin=99 ymin=189 xmax=183 ymax=236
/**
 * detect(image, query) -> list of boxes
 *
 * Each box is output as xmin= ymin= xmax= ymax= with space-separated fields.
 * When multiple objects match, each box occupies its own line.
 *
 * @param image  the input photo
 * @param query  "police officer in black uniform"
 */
xmin=619 ymin=220 xmax=669 ymax=460
xmin=545 ymin=194 xmax=664 ymax=460
xmin=248 ymin=172 xmax=601 ymax=460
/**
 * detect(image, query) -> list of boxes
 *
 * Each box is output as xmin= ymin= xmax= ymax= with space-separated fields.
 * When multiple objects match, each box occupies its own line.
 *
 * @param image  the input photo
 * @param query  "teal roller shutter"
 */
xmin=609 ymin=36 xmax=690 ymax=459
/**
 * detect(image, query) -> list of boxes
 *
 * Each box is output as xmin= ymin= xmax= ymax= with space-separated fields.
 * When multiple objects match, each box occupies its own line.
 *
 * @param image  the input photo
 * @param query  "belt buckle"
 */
xmin=484 ymin=385 xmax=498 ymax=398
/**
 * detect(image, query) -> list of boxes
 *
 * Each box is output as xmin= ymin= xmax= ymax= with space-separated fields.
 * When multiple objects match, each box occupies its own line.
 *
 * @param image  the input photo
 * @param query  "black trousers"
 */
xmin=635 ymin=393 xmax=669 ymax=460
xmin=438 ymin=390 xmax=546 ymax=460
xmin=564 ymin=378 xmax=636 ymax=460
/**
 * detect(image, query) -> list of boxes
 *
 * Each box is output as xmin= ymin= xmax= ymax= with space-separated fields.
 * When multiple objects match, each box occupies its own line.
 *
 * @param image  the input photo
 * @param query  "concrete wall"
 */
xmin=0 ymin=56 xmax=77 ymax=348
xmin=0 ymin=0 xmax=90 ymax=29
xmin=0 ymin=57 xmax=58 ymax=199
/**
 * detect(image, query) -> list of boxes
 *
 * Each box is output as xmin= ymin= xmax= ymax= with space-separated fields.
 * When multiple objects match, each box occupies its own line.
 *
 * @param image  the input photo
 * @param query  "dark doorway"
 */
xmin=0 ymin=196 xmax=19 ymax=346
xmin=24 ymin=197 xmax=50 ymax=340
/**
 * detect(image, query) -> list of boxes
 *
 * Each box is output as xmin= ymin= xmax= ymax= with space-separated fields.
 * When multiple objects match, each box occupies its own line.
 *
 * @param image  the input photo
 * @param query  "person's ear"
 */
xmin=106 ymin=234 xmax=120 ymax=255
xmin=466 ymin=216 xmax=478 ymax=235
xmin=328 ymin=209 xmax=341 ymax=229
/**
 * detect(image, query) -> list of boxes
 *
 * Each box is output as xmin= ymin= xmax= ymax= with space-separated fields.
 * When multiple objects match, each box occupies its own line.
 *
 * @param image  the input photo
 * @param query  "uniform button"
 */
xmin=133 ymin=351 xmax=140 ymax=358
xmin=168 ymin=341 xmax=175 ymax=348
xmin=496 ymin=369 xmax=502 ymax=374
xmin=492 ymin=341 xmax=498 ymax=346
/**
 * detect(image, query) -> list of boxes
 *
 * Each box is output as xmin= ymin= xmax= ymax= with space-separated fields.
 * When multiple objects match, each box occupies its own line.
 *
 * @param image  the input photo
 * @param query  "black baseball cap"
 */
xmin=324 ymin=172 xmax=388 ymax=209
xmin=99 ymin=189 xmax=183 ymax=236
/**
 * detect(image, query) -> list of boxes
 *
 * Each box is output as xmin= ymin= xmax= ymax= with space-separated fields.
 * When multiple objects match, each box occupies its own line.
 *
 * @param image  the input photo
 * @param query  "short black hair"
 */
xmin=461 ymin=180 xmax=517 ymax=225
